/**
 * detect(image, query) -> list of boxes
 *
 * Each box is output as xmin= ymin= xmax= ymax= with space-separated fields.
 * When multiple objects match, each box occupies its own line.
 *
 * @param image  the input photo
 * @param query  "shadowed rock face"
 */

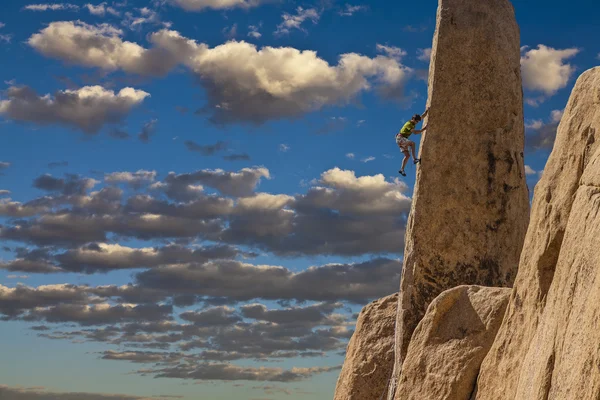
xmin=389 ymin=0 xmax=529 ymax=396
xmin=476 ymin=67 xmax=600 ymax=400
xmin=396 ymin=286 xmax=510 ymax=400
xmin=334 ymin=294 xmax=397 ymax=400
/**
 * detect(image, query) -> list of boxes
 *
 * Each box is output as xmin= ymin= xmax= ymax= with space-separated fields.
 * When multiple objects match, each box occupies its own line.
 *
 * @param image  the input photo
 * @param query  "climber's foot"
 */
xmin=398 ymin=170 xmax=406 ymax=176
xmin=414 ymin=158 xmax=421 ymax=165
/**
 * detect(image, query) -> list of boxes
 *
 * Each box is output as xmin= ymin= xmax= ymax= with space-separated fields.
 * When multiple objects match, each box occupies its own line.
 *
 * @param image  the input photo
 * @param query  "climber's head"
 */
xmin=412 ymin=114 xmax=422 ymax=123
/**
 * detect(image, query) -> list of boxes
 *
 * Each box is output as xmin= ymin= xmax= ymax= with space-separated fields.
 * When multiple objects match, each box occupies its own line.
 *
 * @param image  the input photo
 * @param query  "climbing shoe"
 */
xmin=398 ymin=170 xmax=406 ymax=176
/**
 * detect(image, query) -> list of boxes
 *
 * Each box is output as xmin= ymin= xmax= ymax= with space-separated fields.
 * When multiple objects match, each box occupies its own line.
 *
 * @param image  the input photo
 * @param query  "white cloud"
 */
xmin=376 ymin=44 xmax=406 ymax=61
xmin=0 ymin=85 xmax=149 ymax=133
xmin=525 ymin=119 xmax=543 ymax=130
xmin=524 ymin=165 xmax=537 ymax=175
xmin=279 ymin=144 xmax=290 ymax=152
xmin=275 ymin=7 xmax=320 ymax=35
xmin=248 ymin=24 xmax=262 ymax=39
xmin=345 ymin=153 xmax=355 ymax=159
xmin=24 ymin=3 xmax=79 ymax=11
xmin=85 ymin=3 xmax=120 ymax=16
xmin=339 ymin=4 xmax=366 ymax=16
xmin=521 ymin=45 xmax=580 ymax=95
xmin=28 ymin=23 xmax=414 ymax=123
xmin=417 ymin=48 xmax=431 ymax=62
xmin=105 ymin=170 xmax=157 ymax=187
xmin=0 ymin=23 xmax=4 ymax=29
xmin=171 ymin=0 xmax=270 ymax=11
xmin=361 ymin=156 xmax=375 ymax=163
xmin=550 ymin=109 xmax=563 ymax=123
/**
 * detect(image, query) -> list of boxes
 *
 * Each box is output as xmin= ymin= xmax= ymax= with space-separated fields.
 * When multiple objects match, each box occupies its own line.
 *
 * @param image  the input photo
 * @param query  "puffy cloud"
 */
xmin=0 ymin=85 xmax=149 ymax=133
xmin=105 ymin=170 xmax=157 ymax=188
xmin=275 ymin=7 xmax=320 ymax=35
xmin=157 ymin=167 xmax=270 ymax=198
xmin=521 ymin=45 xmax=580 ymax=95
xmin=27 ymin=22 xmax=185 ymax=76
xmin=0 ymin=198 xmax=49 ymax=217
xmin=33 ymin=173 xmax=98 ymax=195
xmin=0 ymin=385 xmax=175 ymax=400
xmin=85 ymin=3 xmax=121 ymax=16
xmin=28 ymin=24 xmax=414 ymax=123
xmin=0 ymin=283 xmax=92 ymax=318
xmin=52 ymin=243 xmax=245 ymax=273
xmin=24 ymin=3 xmax=80 ymax=11
xmin=170 ymin=0 xmax=271 ymax=12
xmin=135 ymin=257 xmax=401 ymax=303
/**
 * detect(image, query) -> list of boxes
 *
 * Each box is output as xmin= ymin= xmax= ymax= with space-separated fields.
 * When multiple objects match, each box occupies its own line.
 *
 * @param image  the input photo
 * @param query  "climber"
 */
xmin=396 ymin=108 xmax=429 ymax=176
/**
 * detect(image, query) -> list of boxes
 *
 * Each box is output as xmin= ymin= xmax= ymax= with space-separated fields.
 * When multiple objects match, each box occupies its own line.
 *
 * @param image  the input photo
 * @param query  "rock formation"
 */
xmin=334 ymin=294 xmax=397 ymax=400
xmin=396 ymin=286 xmax=510 ymax=400
xmin=476 ymin=67 xmax=600 ymax=399
xmin=389 ymin=0 xmax=530 ymax=396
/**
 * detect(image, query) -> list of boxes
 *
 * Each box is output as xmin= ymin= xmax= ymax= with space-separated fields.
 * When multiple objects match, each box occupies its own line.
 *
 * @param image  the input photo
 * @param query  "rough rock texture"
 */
xmin=476 ymin=68 xmax=600 ymax=400
xmin=396 ymin=286 xmax=510 ymax=400
xmin=334 ymin=294 xmax=397 ymax=400
xmin=388 ymin=0 xmax=530 ymax=396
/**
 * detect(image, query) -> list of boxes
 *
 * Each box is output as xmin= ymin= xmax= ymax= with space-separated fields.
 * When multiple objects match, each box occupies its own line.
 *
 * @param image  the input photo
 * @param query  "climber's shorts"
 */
xmin=396 ymin=135 xmax=412 ymax=152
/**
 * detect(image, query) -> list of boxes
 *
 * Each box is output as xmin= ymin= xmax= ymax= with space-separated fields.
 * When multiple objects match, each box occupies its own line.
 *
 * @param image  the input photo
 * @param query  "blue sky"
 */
xmin=0 ymin=0 xmax=598 ymax=399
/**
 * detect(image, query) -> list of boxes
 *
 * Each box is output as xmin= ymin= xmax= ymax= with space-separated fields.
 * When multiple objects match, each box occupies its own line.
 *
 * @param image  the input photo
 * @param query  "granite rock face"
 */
xmin=476 ymin=67 xmax=600 ymax=400
xmin=396 ymin=286 xmax=510 ymax=400
xmin=389 ymin=0 xmax=530 ymax=396
xmin=334 ymin=294 xmax=397 ymax=400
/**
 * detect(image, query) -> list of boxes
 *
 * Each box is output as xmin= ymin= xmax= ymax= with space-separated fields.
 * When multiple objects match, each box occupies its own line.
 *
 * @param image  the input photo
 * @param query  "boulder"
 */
xmin=334 ymin=293 xmax=397 ymax=400
xmin=476 ymin=67 xmax=600 ymax=399
xmin=389 ymin=0 xmax=529 ymax=396
xmin=396 ymin=286 xmax=510 ymax=400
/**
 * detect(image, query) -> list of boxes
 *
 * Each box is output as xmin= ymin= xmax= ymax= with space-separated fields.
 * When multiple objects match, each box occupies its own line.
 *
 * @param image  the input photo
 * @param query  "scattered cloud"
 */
xmin=338 ymin=4 xmax=367 ymax=16
xmin=361 ymin=156 xmax=375 ymax=163
xmin=138 ymin=119 xmax=158 ymax=143
xmin=123 ymin=8 xmax=168 ymax=30
xmin=275 ymin=7 xmax=321 ymax=35
xmin=525 ymin=109 xmax=564 ymax=151
xmin=0 ymin=85 xmax=149 ymax=134
xmin=24 ymin=3 xmax=80 ymax=11
xmin=185 ymin=140 xmax=228 ymax=156
xmin=521 ymin=45 xmax=580 ymax=96
xmin=345 ymin=153 xmax=355 ymax=159
xmin=170 ymin=0 xmax=272 ymax=12
xmin=85 ymin=3 xmax=121 ymax=17
xmin=248 ymin=24 xmax=262 ymax=39
xmin=0 ymin=161 xmax=11 ymax=170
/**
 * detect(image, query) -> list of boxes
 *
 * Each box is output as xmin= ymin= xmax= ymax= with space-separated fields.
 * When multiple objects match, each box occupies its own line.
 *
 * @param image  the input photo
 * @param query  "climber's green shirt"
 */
xmin=399 ymin=121 xmax=416 ymax=138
